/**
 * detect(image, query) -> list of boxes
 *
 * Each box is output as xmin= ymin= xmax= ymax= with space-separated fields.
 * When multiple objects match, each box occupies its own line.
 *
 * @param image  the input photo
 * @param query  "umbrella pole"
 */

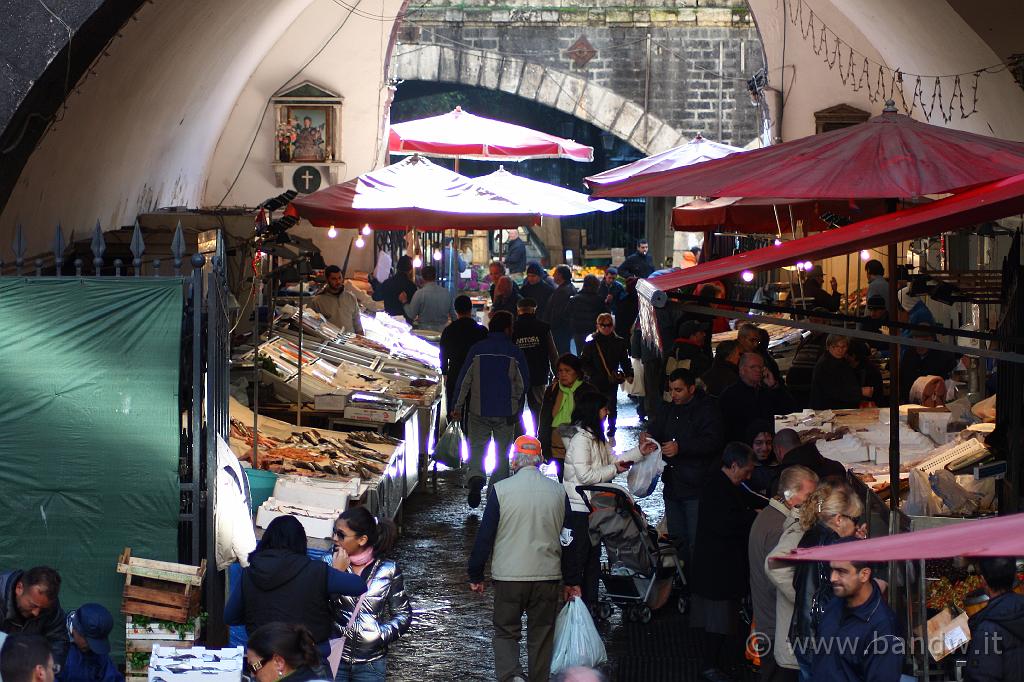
xmin=887 ymin=238 xmax=901 ymax=535
xmin=856 ymin=258 xmax=863 ymax=315
xmin=845 ymin=254 xmax=851 ymax=314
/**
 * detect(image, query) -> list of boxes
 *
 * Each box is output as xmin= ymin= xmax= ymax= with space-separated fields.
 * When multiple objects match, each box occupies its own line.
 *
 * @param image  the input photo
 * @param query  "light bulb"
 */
xmin=741 ymin=270 xmax=754 ymax=282
xmin=327 ymin=226 xmax=338 ymax=239
xmin=795 ymin=262 xmax=805 ymax=271
xmin=860 ymin=249 xmax=870 ymax=261
xmin=432 ymin=249 xmax=442 ymax=261
xmin=774 ymin=238 xmax=782 ymax=246
xmin=412 ymin=255 xmax=422 ymax=268
xmin=361 ymin=225 xmax=371 ymax=236
xmin=354 ymin=236 xmax=365 ymax=248
xmin=803 ymin=261 xmax=814 ymax=270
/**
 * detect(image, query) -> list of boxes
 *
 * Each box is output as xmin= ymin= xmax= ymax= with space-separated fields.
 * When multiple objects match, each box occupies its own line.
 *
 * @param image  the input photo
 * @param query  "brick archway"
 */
xmin=391 ymin=44 xmax=689 ymax=157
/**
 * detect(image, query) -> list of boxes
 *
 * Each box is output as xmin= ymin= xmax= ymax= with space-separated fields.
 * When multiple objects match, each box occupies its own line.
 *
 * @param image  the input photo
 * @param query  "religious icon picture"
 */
xmin=286 ymin=106 xmax=331 ymax=162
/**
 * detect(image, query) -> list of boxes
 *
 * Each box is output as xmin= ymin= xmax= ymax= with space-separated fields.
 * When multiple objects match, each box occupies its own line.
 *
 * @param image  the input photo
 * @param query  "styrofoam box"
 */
xmin=148 ymin=645 xmax=243 ymax=682
xmin=255 ymin=501 xmax=340 ymax=540
xmin=314 ymin=392 xmax=349 ymax=411
xmin=272 ymin=475 xmax=361 ymax=509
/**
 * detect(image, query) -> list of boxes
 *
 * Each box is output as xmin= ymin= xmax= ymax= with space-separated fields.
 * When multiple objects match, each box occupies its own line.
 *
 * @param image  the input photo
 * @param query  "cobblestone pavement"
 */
xmin=386 ymin=395 xmax=756 ymax=681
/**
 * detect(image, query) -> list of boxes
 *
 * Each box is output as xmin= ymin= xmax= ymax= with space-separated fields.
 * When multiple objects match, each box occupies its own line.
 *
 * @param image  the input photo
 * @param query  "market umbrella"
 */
xmin=672 ymin=197 xmax=892 ymax=234
xmin=473 ymin=167 xmax=622 ymax=216
xmin=285 ymin=155 xmax=540 ymax=230
xmin=388 ymin=106 xmax=594 ymax=162
xmin=772 ymin=512 xmax=1024 ymax=562
xmin=587 ymin=103 xmax=1024 ymax=198
xmin=585 ymin=133 xmax=744 ymax=195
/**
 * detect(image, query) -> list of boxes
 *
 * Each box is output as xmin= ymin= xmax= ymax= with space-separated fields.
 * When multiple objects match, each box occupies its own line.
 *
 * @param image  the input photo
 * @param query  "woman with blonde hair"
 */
xmin=789 ymin=482 xmax=863 ymax=681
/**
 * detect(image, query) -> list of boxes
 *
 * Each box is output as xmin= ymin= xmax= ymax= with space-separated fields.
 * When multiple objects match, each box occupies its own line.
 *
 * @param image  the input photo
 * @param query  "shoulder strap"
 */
xmin=594 ymin=340 xmax=613 ymax=379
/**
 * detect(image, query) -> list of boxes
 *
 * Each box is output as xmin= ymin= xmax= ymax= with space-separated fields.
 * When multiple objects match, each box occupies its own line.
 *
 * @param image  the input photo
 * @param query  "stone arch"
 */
xmin=391 ymin=43 xmax=689 ymax=157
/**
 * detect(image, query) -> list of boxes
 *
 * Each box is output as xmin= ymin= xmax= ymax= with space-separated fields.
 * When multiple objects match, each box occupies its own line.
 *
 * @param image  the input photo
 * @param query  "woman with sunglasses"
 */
xmin=245 ymin=622 xmax=321 ymax=682
xmin=225 ymin=516 xmax=365 ymax=659
xmin=580 ymin=313 xmax=633 ymax=446
xmin=324 ymin=507 xmax=411 ymax=681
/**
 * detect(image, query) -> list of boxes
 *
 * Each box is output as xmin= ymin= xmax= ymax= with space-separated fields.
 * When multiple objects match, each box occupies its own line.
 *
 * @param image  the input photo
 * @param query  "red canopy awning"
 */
xmin=646 ymin=172 xmax=1024 ymax=294
xmin=671 ymin=197 xmax=892 ymax=234
xmin=285 ymin=155 xmax=540 ymax=230
xmin=590 ymin=106 xmax=1024 ymax=199
xmin=585 ymin=134 xmax=744 ymax=193
xmin=773 ymin=513 xmax=1024 ymax=562
xmin=388 ymin=107 xmax=594 ymax=162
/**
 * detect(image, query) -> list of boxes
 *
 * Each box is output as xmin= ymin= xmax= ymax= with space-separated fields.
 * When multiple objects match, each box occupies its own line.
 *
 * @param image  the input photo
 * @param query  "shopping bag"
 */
xmin=433 ymin=421 xmax=463 ymax=468
xmin=625 ymin=358 xmax=645 ymax=397
xmin=626 ymin=443 xmax=664 ymax=498
xmin=550 ymin=596 xmax=608 ymax=673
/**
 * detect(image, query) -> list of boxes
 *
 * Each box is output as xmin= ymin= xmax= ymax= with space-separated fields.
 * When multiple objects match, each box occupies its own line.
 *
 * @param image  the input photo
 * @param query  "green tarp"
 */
xmin=0 ymin=278 xmax=185 ymax=658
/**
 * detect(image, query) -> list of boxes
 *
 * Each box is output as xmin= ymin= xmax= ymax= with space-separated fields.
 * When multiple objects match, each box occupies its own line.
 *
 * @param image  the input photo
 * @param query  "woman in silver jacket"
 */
xmin=327 ymin=507 xmax=412 ymax=681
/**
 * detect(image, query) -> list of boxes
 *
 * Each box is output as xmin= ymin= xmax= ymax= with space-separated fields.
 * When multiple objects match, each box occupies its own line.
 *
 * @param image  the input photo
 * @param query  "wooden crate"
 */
xmin=117 ymin=548 xmax=206 ymax=624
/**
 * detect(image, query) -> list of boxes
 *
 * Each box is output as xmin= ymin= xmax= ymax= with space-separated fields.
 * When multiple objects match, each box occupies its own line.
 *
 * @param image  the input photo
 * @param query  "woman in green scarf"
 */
xmin=538 ymin=353 xmax=598 ymax=481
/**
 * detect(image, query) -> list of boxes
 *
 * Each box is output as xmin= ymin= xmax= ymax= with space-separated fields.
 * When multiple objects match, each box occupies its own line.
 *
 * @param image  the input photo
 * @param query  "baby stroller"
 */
xmin=577 ymin=483 xmax=687 ymax=624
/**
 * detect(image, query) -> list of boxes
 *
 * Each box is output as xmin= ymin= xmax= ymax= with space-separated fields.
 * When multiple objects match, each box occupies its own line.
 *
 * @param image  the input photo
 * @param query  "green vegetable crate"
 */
xmin=125 ymin=616 xmax=199 ymax=682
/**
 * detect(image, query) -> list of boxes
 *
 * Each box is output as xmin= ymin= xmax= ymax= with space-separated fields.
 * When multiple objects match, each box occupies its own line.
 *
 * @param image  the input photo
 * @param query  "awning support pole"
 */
xmin=887 ymin=239 xmax=901 ymax=536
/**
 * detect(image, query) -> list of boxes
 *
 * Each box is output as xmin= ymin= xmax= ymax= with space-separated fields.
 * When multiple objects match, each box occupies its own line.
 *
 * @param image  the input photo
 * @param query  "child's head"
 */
xmin=69 ymin=604 xmax=113 ymax=655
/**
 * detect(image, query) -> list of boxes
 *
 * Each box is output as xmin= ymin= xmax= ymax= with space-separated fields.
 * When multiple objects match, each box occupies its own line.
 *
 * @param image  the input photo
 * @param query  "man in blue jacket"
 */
xmin=451 ymin=311 xmax=530 ymax=508
xmin=57 ymin=604 xmax=122 ymax=682
xmin=965 ymin=556 xmax=1024 ymax=681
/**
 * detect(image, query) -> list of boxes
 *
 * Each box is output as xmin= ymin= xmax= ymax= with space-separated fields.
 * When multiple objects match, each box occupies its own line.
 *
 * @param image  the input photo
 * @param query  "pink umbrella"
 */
xmin=585 ymin=133 xmax=745 ymax=194
xmin=388 ymin=107 xmax=594 ymax=163
xmin=473 ymin=167 xmax=621 ymax=216
xmin=772 ymin=513 xmax=1024 ymax=562
xmin=285 ymin=155 xmax=540 ymax=230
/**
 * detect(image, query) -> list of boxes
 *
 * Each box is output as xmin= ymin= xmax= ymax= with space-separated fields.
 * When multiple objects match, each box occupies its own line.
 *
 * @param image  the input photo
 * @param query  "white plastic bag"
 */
xmin=550 ymin=596 xmax=607 ymax=673
xmin=625 ymin=358 xmax=645 ymax=397
xmin=626 ymin=443 xmax=664 ymax=498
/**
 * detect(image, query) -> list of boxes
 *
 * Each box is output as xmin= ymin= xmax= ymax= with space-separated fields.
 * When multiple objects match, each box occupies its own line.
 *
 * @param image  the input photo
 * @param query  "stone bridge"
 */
xmin=392 ymin=0 xmax=766 ymax=155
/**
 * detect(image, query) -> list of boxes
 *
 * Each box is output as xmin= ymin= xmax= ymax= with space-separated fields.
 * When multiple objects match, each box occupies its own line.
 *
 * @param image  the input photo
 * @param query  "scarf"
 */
xmin=349 ymin=547 xmax=375 ymax=568
xmin=552 ymin=379 xmax=582 ymax=427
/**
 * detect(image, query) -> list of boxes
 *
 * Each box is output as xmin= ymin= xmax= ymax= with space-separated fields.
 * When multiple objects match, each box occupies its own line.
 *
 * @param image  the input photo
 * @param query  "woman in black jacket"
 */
xmin=245 ymin=622 xmax=323 ymax=682
xmin=809 ymin=334 xmax=870 ymax=409
xmin=580 ymin=313 xmax=632 ymax=441
xmin=538 ymin=353 xmax=599 ymax=480
xmin=567 ymin=275 xmax=608 ymax=354
xmin=791 ymin=483 xmax=863 ymax=678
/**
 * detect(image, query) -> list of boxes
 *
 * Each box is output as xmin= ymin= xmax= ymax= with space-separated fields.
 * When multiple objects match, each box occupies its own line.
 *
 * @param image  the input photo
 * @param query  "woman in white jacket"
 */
xmin=563 ymin=391 xmax=656 ymax=608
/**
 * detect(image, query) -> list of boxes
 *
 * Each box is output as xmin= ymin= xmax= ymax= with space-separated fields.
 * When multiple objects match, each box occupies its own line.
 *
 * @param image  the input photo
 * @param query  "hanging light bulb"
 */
xmin=327 ymin=226 xmax=338 ymax=239
xmin=361 ymin=225 xmax=372 ymax=236
xmin=741 ymin=270 xmax=755 ymax=282
xmin=774 ymin=238 xmax=783 ymax=246
xmin=795 ymin=262 xmax=805 ymax=271
xmin=803 ymin=261 xmax=814 ymax=270
xmin=354 ymin=236 xmax=365 ymax=248
xmin=412 ymin=255 xmax=422 ymax=268
xmin=432 ymin=248 xmax=442 ymax=261
xmin=860 ymin=249 xmax=870 ymax=261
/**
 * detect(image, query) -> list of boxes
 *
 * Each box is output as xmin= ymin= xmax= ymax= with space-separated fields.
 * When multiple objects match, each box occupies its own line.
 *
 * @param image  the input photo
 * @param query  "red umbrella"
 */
xmin=672 ymin=197 xmax=892 ymax=234
xmin=585 ymin=133 xmax=744 ymax=193
xmin=388 ymin=107 xmax=594 ymax=162
xmin=773 ymin=513 xmax=1024 ymax=562
xmin=285 ymin=155 xmax=540 ymax=230
xmin=589 ymin=103 xmax=1024 ymax=198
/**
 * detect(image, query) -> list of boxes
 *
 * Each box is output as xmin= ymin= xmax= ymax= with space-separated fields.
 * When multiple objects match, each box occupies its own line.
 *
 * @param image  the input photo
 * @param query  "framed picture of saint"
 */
xmin=286 ymin=106 xmax=331 ymax=162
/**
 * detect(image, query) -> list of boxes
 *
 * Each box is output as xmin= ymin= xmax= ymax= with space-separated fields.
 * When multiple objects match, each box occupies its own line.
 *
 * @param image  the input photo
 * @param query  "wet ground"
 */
xmin=386 ymin=395 xmax=758 ymax=682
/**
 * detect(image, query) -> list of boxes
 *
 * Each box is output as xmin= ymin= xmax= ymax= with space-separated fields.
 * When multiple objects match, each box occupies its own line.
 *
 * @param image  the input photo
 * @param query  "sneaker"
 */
xmin=467 ymin=476 xmax=484 ymax=508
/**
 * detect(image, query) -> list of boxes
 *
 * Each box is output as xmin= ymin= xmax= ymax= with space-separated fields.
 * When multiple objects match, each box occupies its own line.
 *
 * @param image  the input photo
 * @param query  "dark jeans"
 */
xmin=571 ymin=332 xmax=590 ymax=356
xmin=334 ymin=658 xmax=386 ymax=682
xmin=600 ymin=385 xmax=619 ymax=435
xmin=565 ymin=510 xmax=601 ymax=606
xmin=526 ymin=384 xmax=546 ymax=430
xmin=663 ymin=496 xmax=699 ymax=569
xmin=642 ymin=357 xmax=663 ymax=417
xmin=552 ymin=327 xmax=572 ymax=356
xmin=492 ymin=580 xmax=560 ymax=682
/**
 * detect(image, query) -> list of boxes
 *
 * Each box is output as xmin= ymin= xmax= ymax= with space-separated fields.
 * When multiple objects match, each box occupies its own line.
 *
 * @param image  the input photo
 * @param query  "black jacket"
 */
xmin=619 ymin=251 xmax=655 ymax=279
xmin=505 ymin=238 xmax=527 ymax=274
xmin=580 ymin=333 xmax=632 ymax=392
xmin=544 ymin=283 xmax=576 ymax=333
xmin=440 ymin=317 xmax=488 ymax=389
xmin=801 ymin=280 xmax=841 ymax=312
xmin=770 ymin=442 xmax=847 ymax=496
xmin=538 ymin=380 xmax=599 ymax=461
xmin=513 ymin=314 xmax=558 ymax=388
xmin=0 ymin=570 xmax=69 ymax=665
xmin=519 ymin=279 xmax=554 ymax=318
xmin=567 ymin=290 xmax=608 ymax=335
xmin=689 ymin=470 xmax=757 ymax=600
xmin=666 ymin=339 xmax=713 ymax=379
xmin=966 ymin=591 xmax=1024 ymax=682
xmin=240 ymin=550 xmax=335 ymax=641
xmin=791 ymin=523 xmax=842 ymax=642
xmin=718 ymin=380 xmax=797 ymax=440
xmin=373 ymin=273 xmax=418 ymax=318
xmin=700 ymin=359 xmax=739 ymax=398
xmin=491 ymin=293 xmax=520 ymax=320
xmin=615 ymin=292 xmax=640 ymax=341
xmin=786 ymin=332 xmax=828 ymax=400
xmin=900 ymin=348 xmax=960 ymax=403
xmin=647 ymin=390 xmax=724 ymax=499
xmin=809 ymin=353 xmax=863 ymax=409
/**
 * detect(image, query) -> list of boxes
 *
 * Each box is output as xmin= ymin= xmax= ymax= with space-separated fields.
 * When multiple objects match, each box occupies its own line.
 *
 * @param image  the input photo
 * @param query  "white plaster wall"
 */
xmin=204 ymin=0 xmax=405 ymax=272
xmin=749 ymin=0 xmax=1024 ymax=142
xmin=0 ymin=0 xmax=315 ymax=254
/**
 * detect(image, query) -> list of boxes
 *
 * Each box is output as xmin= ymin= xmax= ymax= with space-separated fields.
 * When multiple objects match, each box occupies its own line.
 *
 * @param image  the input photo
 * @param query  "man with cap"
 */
xmin=513 ymin=298 xmax=559 ymax=422
xmin=468 ymin=435 xmax=576 ymax=682
xmin=57 ymin=605 xmax=121 ymax=682
xmin=800 ymin=265 xmax=841 ymax=312
xmin=596 ymin=267 xmax=626 ymax=315
xmin=519 ymin=262 xmax=555 ymax=319
xmin=858 ymin=295 xmax=890 ymax=352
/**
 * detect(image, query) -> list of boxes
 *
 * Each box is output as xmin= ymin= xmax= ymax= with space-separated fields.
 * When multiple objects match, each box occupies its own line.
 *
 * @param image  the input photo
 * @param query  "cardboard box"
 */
xmin=926 ymin=608 xmax=971 ymax=662
xmin=147 ymin=645 xmax=244 ymax=682
xmin=344 ymin=405 xmax=403 ymax=423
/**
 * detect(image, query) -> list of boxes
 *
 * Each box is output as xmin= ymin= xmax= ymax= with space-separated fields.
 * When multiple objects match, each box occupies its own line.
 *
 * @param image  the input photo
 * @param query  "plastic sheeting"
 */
xmin=0 ymin=278 xmax=184 ymax=656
